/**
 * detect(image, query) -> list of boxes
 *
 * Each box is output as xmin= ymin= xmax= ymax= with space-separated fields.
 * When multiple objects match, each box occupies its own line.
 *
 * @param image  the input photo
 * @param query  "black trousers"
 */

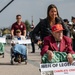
xmin=31 ymin=41 xmax=35 ymax=52
xmin=73 ymin=39 xmax=75 ymax=52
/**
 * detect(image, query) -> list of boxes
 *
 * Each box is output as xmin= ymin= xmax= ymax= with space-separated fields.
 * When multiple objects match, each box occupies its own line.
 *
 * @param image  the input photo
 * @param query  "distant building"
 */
xmin=3 ymin=28 xmax=11 ymax=35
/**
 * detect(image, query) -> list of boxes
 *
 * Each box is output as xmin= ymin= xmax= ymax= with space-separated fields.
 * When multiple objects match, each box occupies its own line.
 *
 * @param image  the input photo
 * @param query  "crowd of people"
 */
xmin=63 ymin=16 xmax=75 ymax=51
xmin=1 ymin=4 xmax=74 ymax=64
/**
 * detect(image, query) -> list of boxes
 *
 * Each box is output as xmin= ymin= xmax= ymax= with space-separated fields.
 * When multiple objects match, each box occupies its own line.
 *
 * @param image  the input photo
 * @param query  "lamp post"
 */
xmin=31 ymin=16 xmax=34 ymax=29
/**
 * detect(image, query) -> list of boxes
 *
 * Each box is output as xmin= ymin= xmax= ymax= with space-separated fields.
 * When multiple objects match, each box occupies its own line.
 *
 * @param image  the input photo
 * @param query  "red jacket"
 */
xmin=41 ymin=35 xmax=75 ymax=56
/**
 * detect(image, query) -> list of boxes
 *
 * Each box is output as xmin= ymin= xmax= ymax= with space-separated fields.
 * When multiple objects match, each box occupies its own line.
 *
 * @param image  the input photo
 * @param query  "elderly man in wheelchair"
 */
xmin=41 ymin=24 xmax=75 ymax=64
xmin=11 ymin=29 xmax=27 ymax=64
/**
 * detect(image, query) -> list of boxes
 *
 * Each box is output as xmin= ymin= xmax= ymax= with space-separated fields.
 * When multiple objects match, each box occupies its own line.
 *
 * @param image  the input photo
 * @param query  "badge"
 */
xmin=21 ymin=25 xmax=23 ymax=28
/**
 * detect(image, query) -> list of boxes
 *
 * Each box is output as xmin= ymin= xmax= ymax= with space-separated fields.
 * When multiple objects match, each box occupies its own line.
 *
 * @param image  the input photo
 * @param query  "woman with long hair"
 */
xmin=32 ymin=4 xmax=70 ymax=48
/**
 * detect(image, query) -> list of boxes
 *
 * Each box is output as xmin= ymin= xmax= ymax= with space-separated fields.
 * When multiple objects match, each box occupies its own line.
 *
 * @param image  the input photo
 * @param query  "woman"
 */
xmin=32 ymin=4 xmax=70 ymax=44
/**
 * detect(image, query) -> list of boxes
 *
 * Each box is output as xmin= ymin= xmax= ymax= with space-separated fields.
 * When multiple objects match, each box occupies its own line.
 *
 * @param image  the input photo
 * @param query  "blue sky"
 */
xmin=0 ymin=0 xmax=75 ymax=28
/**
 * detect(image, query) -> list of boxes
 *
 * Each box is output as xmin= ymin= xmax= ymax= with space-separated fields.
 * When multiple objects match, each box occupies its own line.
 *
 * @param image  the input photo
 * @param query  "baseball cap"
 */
xmin=16 ymin=29 xmax=21 ymax=33
xmin=72 ymin=16 xmax=75 ymax=20
xmin=52 ymin=24 xmax=64 ymax=32
xmin=63 ymin=19 xmax=69 ymax=23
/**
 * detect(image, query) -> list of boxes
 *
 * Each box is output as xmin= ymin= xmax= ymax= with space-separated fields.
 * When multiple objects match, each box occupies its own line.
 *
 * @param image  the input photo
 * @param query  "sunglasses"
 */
xmin=17 ymin=18 xmax=21 ymax=19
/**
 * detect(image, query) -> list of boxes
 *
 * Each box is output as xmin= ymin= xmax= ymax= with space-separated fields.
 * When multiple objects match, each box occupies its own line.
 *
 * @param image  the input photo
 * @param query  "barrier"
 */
xmin=40 ymin=61 xmax=75 ymax=75
xmin=11 ymin=39 xmax=31 ymax=44
xmin=0 ymin=37 xmax=6 ymax=43
xmin=17 ymin=39 xmax=31 ymax=44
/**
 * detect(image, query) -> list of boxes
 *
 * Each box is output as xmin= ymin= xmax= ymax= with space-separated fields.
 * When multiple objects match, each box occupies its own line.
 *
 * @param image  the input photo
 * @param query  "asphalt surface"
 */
xmin=0 ymin=43 xmax=41 ymax=75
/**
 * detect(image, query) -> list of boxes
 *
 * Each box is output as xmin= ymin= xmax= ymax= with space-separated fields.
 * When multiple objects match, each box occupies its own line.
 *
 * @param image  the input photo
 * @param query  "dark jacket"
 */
xmin=32 ymin=17 xmax=70 ymax=42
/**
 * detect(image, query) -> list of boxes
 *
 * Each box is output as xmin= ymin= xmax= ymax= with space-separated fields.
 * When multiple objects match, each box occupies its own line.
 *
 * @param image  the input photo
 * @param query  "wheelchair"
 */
xmin=10 ymin=43 xmax=27 ymax=65
xmin=0 ymin=42 xmax=4 ymax=58
xmin=0 ymin=37 xmax=6 ymax=58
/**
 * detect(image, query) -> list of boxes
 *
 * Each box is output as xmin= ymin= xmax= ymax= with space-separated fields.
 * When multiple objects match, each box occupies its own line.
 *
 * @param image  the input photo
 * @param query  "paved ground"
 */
xmin=0 ymin=43 xmax=41 ymax=75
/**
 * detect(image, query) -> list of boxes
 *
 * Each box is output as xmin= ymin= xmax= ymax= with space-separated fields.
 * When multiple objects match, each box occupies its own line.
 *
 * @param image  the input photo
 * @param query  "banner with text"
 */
xmin=40 ymin=61 xmax=75 ymax=75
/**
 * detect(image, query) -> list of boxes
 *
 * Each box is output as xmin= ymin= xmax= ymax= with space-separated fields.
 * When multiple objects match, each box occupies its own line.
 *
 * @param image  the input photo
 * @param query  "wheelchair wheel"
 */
xmin=10 ymin=54 xmax=14 ymax=65
xmin=0 ymin=53 xmax=4 ymax=58
xmin=11 ymin=59 xmax=13 ymax=65
xmin=10 ymin=48 xmax=14 ymax=65
xmin=25 ymin=60 xmax=27 ymax=65
xmin=2 ymin=53 xmax=4 ymax=58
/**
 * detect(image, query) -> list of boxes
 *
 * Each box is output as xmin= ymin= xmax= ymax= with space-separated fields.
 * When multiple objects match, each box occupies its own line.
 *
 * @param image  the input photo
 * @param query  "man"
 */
xmin=11 ymin=14 xmax=26 ymax=38
xmin=11 ymin=29 xmax=27 ymax=63
xmin=71 ymin=16 xmax=75 ymax=24
xmin=13 ymin=29 xmax=26 ymax=40
xmin=29 ymin=25 xmax=35 ymax=53
xmin=63 ymin=19 xmax=69 ymax=25
xmin=41 ymin=24 xmax=75 ymax=64
xmin=71 ymin=17 xmax=75 ymax=51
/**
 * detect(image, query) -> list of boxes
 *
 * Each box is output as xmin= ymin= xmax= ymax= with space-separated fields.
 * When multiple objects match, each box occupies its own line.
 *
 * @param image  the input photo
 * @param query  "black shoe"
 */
xmin=31 ymin=52 xmax=35 ymax=53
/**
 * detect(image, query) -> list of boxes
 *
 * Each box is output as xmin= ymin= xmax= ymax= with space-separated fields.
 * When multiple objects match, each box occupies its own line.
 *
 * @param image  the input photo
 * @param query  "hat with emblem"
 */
xmin=52 ymin=24 xmax=64 ymax=32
